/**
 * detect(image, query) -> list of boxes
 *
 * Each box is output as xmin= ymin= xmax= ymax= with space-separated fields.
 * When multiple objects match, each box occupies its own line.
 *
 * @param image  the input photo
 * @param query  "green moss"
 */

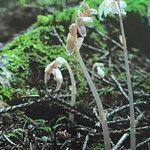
xmin=0 ymin=86 xmax=13 ymax=100
xmin=126 ymin=0 xmax=150 ymax=16
xmin=90 ymin=143 xmax=104 ymax=150
xmin=0 ymin=10 xmax=87 ymax=100
xmin=53 ymin=8 xmax=76 ymax=24
xmin=36 ymin=15 xmax=53 ymax=26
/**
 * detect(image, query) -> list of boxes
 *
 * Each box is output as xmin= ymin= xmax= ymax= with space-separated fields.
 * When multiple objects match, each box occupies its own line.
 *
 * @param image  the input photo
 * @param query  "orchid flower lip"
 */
xmin=52 ymin=68 xmax=63 ymax=91
xmin=82 ymin=17 xmax=93 ymax=24
xmin=75 ymin=10 xmax=87 ymax=37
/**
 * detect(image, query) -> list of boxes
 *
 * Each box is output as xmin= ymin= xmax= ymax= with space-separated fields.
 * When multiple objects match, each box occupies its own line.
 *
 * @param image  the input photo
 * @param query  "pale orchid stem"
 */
xmin=65 ymin=62 xmax=76 ymax=122
xmin=76 ymin=51 xmax=111 ymax=150
xmin=117 ymin=1 xmax=136 ymax=150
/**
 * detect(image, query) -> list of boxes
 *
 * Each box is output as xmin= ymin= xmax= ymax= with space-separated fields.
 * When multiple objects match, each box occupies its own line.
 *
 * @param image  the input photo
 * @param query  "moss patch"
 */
xmin=0 ymin=9 xmax=86 ymax=101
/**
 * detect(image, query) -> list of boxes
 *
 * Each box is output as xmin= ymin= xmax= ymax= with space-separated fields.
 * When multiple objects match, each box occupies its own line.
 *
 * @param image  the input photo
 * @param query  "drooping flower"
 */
xmin=66 ymin=23 xmax=84 ymax=54
xmin=44 ymin=57 xmax=77 ymax=92
xmin=44 ymin=58 xmax=64 ymax=91
xmin=92 ymin=63 xmax=105 ymax=79
xmin=98 ymin=0 xmax=126 ymax=20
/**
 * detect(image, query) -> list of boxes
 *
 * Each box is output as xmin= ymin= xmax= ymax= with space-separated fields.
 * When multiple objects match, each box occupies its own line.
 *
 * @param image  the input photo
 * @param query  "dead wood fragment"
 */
xmin=82 ymin=134 xmax=89 ymax=150
xmin=107 ymin=101 xmax=147 ymax=119
xmin=137 ymin=137 xmax=150 ymax=149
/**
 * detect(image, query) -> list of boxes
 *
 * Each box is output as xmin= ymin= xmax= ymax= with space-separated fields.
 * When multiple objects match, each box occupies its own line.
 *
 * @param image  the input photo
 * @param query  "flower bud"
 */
xmin=92 ymin=63 xmax=105 ymax=78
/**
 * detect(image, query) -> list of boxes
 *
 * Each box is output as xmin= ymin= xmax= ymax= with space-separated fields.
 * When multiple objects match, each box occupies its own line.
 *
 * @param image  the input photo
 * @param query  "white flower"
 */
xmin=98 ymin=0 xmax=126 ymax=20
xmin=44 ymin=57 xmax=76 ymax=92
xmin=92 ymin=63 xmax=105 ymax=78
xmin=44 ymin=57 xmax=66 ymax=90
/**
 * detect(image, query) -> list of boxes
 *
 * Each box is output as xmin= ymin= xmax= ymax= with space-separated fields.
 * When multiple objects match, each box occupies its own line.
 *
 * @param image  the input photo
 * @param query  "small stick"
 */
xmin=51 ymin=95 xmax=95 ymax=124
xmin=82 ymin=134 xmax=89 ymax=150
xmin=107 ymin=101 xmax=147 ymax=119
xmin=111 ymin=74 xmax=129 ymax=101
xmin=108 ymin=118 xmax=129 ymax=125
xmin=3 ymin=134 xmax=17 ymax=146
xmin=52 ymin=26 xmax=66 ymax=48
xmin=95 ymin=28 xmax=123 ymax=50
xmin=112 ymin=125 xmax=150 ymax=134
xmin=82 ymin=43 xmax=105 ymax=53
xmin=112 ymin=133 xmax=128 ymax=150
xmin=111 ymin=74 xmax=141 ymax=114
xmin=137 ymin=137 xmax=150 ymax=149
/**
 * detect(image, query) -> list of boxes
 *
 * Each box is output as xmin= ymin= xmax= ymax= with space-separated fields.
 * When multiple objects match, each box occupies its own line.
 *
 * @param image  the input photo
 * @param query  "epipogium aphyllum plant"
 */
xmin=44 ymin=57 xmax=76 ymax=122
xmin=99 ymin=0 xmax=136 ymax=149
xmin=66 ymin=3 xmax=111 ymax=150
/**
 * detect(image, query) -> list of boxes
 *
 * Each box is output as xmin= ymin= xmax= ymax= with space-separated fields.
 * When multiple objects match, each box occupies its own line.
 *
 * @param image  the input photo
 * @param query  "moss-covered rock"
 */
xmin=0 ymin=9 xmax=87 ymax=101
